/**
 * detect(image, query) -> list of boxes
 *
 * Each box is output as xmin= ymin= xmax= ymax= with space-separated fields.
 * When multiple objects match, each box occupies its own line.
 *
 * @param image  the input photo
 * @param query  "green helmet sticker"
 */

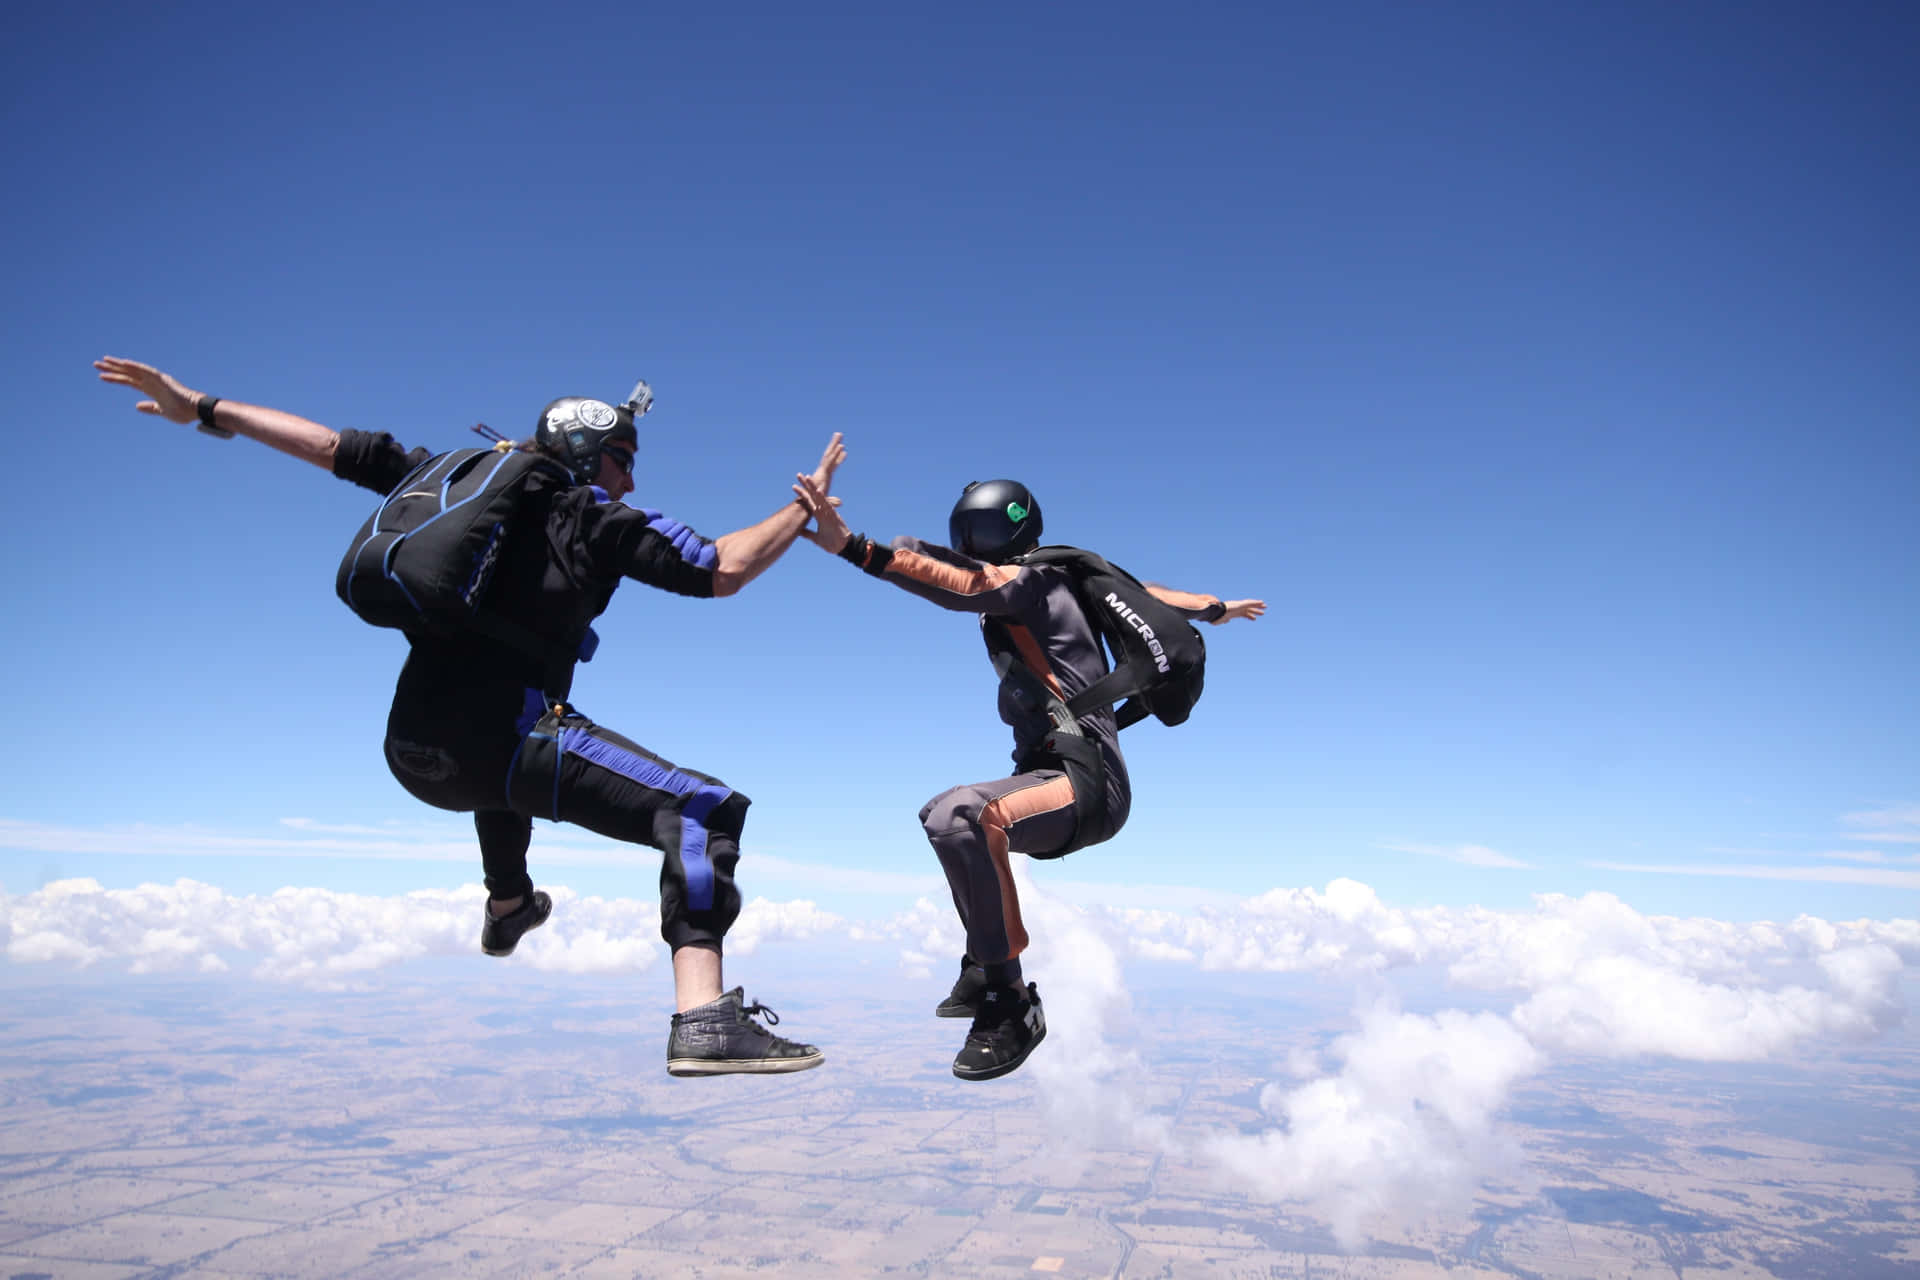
xmin=1006 ymin=501 xmax=1029 ymax=522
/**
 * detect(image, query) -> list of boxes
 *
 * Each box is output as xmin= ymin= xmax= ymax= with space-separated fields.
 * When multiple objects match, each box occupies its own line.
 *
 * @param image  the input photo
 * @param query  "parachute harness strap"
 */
xmin=986 ymin=626 xmax=1083 ymax=740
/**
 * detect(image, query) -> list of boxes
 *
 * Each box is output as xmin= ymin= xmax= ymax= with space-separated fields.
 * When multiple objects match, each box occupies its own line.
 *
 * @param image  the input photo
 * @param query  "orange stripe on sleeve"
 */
xmin=886 ymin=547 xmax=1020 ymax=597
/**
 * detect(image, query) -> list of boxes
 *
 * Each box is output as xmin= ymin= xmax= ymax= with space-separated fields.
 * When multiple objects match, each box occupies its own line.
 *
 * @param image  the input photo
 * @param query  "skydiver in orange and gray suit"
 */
xmin=791 ymin=475 xmax=1264 ymax=1081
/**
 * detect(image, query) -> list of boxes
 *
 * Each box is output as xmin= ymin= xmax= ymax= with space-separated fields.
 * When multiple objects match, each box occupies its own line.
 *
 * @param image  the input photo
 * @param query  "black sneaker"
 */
xmin=480 ymin=891 xmax=552 ymax=957
xmin=667 ymin=988 xmax=825 ymax=1077
xmin=952 ymin=982 xmax=1046 ymax=1082
xmin=934 ymin=956 xmax=988 ymax=1018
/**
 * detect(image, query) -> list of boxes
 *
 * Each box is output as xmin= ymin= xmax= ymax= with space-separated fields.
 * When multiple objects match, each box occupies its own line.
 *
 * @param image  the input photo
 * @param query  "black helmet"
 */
xmin=949 ymin=479 xmax=1043 ymax=563
xmin=533 ymin=379 xmax=652 ymax=482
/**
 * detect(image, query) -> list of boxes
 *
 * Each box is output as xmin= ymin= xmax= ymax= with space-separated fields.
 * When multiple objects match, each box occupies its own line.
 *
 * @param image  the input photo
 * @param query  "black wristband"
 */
xmin=837 ymin=534 xmax=870 ymax=566
xmin=1200 ymin=600 xmax=1226 ymax=622
xmin=194 ymin=395 xmax=235 ymax=440
xmin=837 ymin=534 xmax=893 ymax=577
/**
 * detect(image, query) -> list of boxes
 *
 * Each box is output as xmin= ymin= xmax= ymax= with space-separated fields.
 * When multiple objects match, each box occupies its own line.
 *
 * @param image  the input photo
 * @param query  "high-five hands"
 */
xmin=807 ymin=433 xmax=847 ymax=495
xmin=792 ymin=473 xmax=853 ymax=554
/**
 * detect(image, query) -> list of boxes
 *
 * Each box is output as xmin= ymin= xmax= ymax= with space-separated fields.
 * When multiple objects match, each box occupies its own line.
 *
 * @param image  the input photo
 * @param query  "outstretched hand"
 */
xmin=1212 ymin=599 xmax=1266 ymax=625
xmin=94 ymin=356 xmax=202 ymax=424
xmin=792 ymin=473 xmax=853 ymax=554
xmin=808 ymin=432 xmax=847 ymax=494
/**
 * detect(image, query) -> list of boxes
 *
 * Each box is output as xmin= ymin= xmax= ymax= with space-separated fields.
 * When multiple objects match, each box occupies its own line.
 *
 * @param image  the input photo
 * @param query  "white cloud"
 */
xmin=1384 ymin=842 xmax=1532 ymax=869
xmin=979 ymin=874 xmax=1556 ymax=1250
xmin=1504 ymin=942 xmax=1903 ymax=1060
xmin=277 ymin=817 xmax=415 ymax=836
xmin=0 ymin=817 xmax=657 ymax=869
xmin=846 ymin=895 xmax=963 ymax=979
xmin=1817 ymin=849 xmax=1920 ymax=868
xmin=1104 ymin=878 xmax=1436 ymax=975
xmin=1841 ymin=804 xmax=1920 ymax=844
xmin=0 ymin=879 xmax=842 ymax=990
xmin=967 ymin=876 xmax=1914 ymax=1246
xmin=1681 ymin=804 xmax=1920 ymax=871
xmin=976 ymin=876 xmax=1538 ymax=1251
xmin=1084 ymin=885 xmax=1916 ymax=1065
xmin=1204 ymin=1005 xmax=1542 ymax=1250
xmin=725 ymin=896 xmax=845 ymax=955
xmin=1016 ymin=861 xmax=1170 ymax=1154
xmin=1589 ymin=859 xmax=1920 ymax=889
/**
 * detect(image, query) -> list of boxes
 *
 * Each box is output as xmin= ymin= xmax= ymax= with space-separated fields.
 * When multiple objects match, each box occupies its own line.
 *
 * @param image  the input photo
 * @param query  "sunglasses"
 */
xmin=601 ymin=445 xmax=635 ymax=476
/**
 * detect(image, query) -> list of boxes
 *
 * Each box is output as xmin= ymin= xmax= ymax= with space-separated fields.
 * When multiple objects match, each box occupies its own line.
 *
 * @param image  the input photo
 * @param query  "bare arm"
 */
xmin=1145 ymin=583 xmax=1266 ymax=625
xmin=1144 ymin=584 xmax=1222 ymax=614
xmin=95 ymin=356 xmax=339 ymax=471
xmin=710 ymin=500 xmax=812 ymax=597
xmin=710 ymin=432 xmax=846 ymax=597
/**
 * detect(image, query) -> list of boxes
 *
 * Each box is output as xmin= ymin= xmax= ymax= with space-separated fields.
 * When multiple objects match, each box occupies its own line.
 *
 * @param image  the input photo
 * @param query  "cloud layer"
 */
xmin=986 ymin=869 xmax=1912 ymax=1246
xmin=4 ymin=871 xmax=1913 ymax=1249
xmin=0 ymin=880 xmax=841 ymax=987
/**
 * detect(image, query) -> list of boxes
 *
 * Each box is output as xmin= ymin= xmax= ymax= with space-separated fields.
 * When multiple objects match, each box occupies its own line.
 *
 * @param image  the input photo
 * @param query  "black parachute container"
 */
xmin=336 ymin=447 xmax=585 ymax=682
xmin=1020 ymin=546 xmax=1207 ymax=729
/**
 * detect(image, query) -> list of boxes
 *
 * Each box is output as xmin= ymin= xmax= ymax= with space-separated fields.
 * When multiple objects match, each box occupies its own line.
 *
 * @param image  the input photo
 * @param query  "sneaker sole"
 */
xmin=951 ymin=1022 xmax=1047 ymax=1082
xmin=666 ymin=1052 xmax=825 ymax=1078
xmin=480 ymin=913 xmax=549 ymax=957
xmin=937 ymin=971 xmax=988 ymax=1018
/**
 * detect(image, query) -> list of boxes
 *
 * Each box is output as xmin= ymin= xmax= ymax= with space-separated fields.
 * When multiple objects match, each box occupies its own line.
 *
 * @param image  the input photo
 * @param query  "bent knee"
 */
xmin=919 ymin=785 xmax=992 ymax=841
xmin=700 ymin=789 xmax=750 ymax=838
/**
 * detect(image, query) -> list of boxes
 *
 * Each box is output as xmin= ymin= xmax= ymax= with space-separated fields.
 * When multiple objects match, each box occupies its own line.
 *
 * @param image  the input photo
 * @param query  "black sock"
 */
xmin=982 ymin=958 xmax=1023 ymax=991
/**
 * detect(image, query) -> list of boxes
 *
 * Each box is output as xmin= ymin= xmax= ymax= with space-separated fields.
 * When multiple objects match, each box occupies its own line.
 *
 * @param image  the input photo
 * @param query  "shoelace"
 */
xmin=740 ymin=1000 xmax=782 ymax=1033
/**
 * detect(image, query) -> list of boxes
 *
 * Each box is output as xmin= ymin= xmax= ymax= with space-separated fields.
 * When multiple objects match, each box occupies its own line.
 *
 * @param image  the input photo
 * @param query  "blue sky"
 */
xmin=3 ymin=0 xmax=1915 ymax=924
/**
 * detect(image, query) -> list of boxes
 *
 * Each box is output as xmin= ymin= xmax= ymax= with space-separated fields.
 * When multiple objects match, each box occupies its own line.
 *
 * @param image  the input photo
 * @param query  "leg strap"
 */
xmin=1018 ymin=732 xmax=1116 ymax=859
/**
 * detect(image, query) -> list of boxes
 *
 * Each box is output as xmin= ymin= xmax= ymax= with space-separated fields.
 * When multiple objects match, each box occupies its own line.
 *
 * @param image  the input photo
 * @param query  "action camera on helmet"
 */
xmin=533 ymin=378 xmax=653 ymax=483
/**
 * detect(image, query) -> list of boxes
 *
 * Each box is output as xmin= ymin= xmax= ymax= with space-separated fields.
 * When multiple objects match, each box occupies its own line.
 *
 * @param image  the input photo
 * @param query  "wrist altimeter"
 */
xmin=194 ymin=395 xmax=235 ymax=440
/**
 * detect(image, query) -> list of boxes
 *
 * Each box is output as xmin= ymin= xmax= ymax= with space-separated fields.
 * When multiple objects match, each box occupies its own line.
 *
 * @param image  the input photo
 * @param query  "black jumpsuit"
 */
xmin=334 ymin=430 xmax=747 ymax=953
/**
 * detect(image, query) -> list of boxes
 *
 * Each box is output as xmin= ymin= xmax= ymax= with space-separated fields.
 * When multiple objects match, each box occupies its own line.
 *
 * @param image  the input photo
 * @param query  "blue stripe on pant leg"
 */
xmin=559 ymin=729 xmax=704 ymax=798
xmin=556 ymin=728 xmax=732 ymax=911
xmin=678 ymin=786 xmax=730 ymax=912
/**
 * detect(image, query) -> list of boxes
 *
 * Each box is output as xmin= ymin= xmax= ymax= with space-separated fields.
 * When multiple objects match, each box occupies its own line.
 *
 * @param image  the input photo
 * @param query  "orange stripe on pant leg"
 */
xmin=979 ymin=776 xmax=1074 ymax=961
xmin=983 ymin=823 xmax=1028 ymax=960
xmin=983 ymin=776 xmax=1076 ymax=843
